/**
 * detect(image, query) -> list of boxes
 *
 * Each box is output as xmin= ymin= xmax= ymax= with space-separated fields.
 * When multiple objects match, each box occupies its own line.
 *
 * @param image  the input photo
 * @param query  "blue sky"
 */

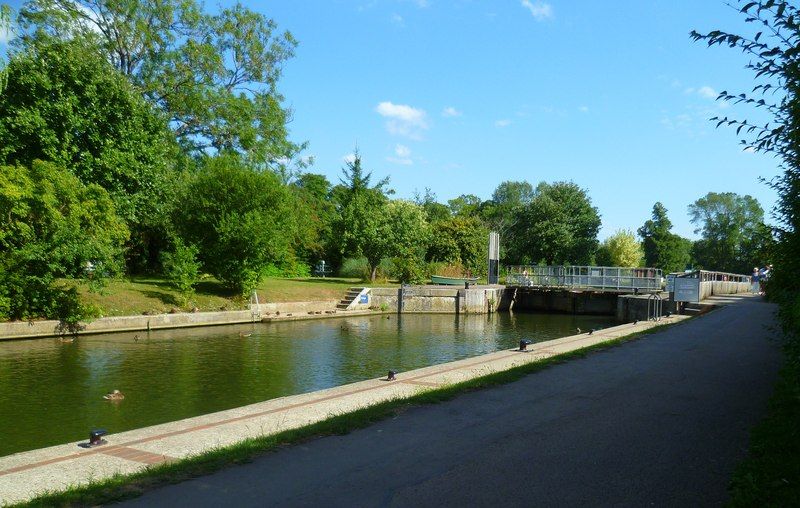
xmin=1 ymin=0 xmax=782 ymax=240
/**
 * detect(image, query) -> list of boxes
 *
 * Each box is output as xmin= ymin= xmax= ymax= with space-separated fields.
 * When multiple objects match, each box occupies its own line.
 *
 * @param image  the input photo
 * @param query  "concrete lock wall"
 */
xmin=368 ymin=286 xmax=505 ymax=314
xmin=0 ymin=300 xmax=338 ymax=340
xmin=510 ymin=289 xmax=618 ymax=315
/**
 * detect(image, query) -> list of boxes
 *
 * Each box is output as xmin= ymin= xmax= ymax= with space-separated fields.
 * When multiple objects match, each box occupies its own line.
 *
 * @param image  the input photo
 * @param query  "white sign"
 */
xmin=673 ymin=278 xmax=700 ymax=303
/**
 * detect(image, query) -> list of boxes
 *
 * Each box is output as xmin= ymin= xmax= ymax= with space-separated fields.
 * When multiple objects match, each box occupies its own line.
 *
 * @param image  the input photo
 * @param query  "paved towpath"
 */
xmin=123 ymin=296 xmax=782 ymax=507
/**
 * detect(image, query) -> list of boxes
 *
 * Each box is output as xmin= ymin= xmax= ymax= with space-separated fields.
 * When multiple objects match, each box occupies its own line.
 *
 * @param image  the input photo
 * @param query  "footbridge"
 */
xmin=504 ymin=266 xmax=753 ymax=321
xmin=506 ymin=265 xmax=663 ymax=294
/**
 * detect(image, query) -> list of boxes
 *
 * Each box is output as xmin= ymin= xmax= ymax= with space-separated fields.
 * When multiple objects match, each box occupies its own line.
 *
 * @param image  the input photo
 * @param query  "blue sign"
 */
xmin=359 ymin=294 xmax=369 ymax=304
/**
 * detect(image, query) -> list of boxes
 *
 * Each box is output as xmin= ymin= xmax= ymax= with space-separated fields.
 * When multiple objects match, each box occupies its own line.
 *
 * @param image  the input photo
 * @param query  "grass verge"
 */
xmin=727 ymin=353 xmax=800 ymax=506
xmin=13 ymin=319 xmax=687 ymax=507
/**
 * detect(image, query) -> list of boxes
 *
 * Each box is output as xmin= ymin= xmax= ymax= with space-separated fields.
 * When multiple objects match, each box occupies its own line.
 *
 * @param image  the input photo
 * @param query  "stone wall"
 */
xmin=0 ymin=300 xmax=338 ymax=340
xmin=368 ymin=286 xmax=505 ymax=314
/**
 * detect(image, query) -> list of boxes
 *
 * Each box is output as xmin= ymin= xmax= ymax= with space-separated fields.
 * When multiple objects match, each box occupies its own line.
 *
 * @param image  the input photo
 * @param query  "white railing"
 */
xmin=506 ymin=265 xmax=663 ymax=292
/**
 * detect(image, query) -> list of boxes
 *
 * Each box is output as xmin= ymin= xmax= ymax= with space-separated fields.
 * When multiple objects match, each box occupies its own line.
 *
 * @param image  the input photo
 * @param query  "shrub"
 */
xmin=161 ymin=239 xmax=201 ymax=305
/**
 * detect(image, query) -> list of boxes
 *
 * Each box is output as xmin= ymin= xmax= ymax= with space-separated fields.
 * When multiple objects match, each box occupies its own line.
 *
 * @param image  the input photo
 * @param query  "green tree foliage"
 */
xmin=447 ymin=194 xmax=483 ymax=218
xmin=332 ymin=153 xmax=392 ymax=280
xmin=507 ymin=182 xmax=601 ymax=265
xmin=414 ymin=188 xmax=451 ymax=223
xmin=483 ymin=180 xmax=534 ymax=233
xmin=426 ymin=216 xmax=489 ymax=276
xmin=0 ymin=160 xmax=128 ymax=321
xmin=292 ymin=173 xmax=335 ymax=266
xmin=161 ymin=238 xmax=200 ymax=305
xmin=18 ymin=0 xmax=302 ymax=168
xmin=174 ymin=155 xmax=295 ymax=294
xmin=595 ymin=230 xmax=644 ymax=267
xmin=688 ymin=192 xmax=770 ymax=273
xmin=638 ymin=202 xmax=692 ymax=273
xmin=0 ymin=38 xmax=180 ymax=268
xmin=0 ymin=5 xmax=11 ymax=91
xmin=378 ymin=201 xmax=429 ymax=283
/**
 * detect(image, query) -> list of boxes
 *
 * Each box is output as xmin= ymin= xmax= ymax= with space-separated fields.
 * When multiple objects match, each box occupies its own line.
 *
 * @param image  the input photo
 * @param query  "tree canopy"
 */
xmin=596 ymin=230 xmax=644 ymax=268
xmin=18 ymin=0 xmax=303 ymax=167
xmin=688 ymin=192 xmax=769 ymax=273
xmin=638 ymin=202 xmax=692 ymax=273
xmin=507 ymin=182 xmax=601 ymax=265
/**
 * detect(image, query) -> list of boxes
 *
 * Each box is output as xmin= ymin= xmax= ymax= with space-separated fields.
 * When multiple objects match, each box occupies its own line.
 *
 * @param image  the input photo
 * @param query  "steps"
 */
xmin=337 ymin=287 xmax=366 ymax=310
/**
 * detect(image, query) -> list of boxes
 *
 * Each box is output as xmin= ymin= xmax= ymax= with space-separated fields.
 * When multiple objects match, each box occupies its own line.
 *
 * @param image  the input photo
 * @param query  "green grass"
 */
xmin=727 ymin=357 xmax=800 ymax=507
xmin=13 ymin=319 xmax=685 ymax=508
xmin=73 ymin=276 xmax=399 ymax=318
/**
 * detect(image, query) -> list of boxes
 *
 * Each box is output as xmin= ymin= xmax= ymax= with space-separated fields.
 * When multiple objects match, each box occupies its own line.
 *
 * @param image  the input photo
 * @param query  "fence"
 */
xmin=506 ymin=265 xmax=663 ymax=292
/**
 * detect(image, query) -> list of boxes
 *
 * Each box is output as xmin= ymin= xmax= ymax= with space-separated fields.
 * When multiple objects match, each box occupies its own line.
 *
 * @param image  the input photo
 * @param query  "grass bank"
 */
xmin=73 ymin=276 xmax=398 ymax=318
xmin=728 ymin=344 xmax=800 ymax=506
xmin=14 ymin=320 xmax=683 ymax=508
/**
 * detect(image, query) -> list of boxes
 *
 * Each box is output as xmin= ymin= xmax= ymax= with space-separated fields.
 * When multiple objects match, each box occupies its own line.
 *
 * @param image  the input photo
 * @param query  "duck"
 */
xmin=58 ymin=337 xmax=75 ymax=344
xmin=239 ymin=332 xmax=252 ymax=338
xmin=576 ymin=327 xmax=582 ymax=334
xmin=133 ymin=334 xmax=140 ymax=342
xmin=103 ymin=390 xmax=124 ymax=401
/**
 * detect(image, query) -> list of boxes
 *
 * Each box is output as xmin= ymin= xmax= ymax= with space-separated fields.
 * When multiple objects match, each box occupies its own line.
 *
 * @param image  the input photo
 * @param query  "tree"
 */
xmin=426 ymin=216 xmax=489 ymax=276
xmin=292 ymin=173 xmax=336 ymax=266
xmin=0 ymin=5 xmax=11 ymax=91
xmin=0 ymin=160 xmax=128 ymax=321
xmin=331 ymin=153 xmax=392 ymax=280
xmin=447 ymin=194 xmax=483 ymax=217
xmin=595 ymin=230 xmax=644 ymax=267
xmin=18 ymin=0 xmax=303 ymax=167
xmin=0 ymin=38 xmax=180 ymax=269
xmin=688 ymin=192 xmax=769 ymax=273
xmin=638 ymin=202 xmax=692 ymax=273
xmin=483 ymin=180 xmax=534 ymax=233
xmin=174 ymin=155 xmax=296 ymax=294
xmin=414 ymin=188 xmax=451 ymax=223
xmin=373 ymin=201 xmax=429 ymax=283
xmin=507 ymin=182 xmax=601 ymax=265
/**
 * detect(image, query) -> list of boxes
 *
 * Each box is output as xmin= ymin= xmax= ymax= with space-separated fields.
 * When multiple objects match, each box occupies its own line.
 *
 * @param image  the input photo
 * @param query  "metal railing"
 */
xmin=506 ymin=265 xmax=663 ymax=292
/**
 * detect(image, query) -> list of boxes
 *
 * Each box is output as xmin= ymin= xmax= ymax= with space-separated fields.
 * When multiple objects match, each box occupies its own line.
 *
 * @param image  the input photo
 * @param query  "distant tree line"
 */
xmin=0 ymin=0 xmax=774 ymax=326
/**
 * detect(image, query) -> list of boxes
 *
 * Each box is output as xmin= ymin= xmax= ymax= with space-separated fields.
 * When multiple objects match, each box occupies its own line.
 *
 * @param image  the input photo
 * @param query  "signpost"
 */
xmin=673 ymin=277 xmax=700 ymax=303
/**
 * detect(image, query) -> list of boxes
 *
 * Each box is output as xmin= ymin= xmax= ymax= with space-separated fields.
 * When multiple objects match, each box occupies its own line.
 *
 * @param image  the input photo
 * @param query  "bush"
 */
xmin=161 ymin=239 xmax=201 ymax=305
xmin=174 ymin=155 xmax=296 ymax=295
xmin=339 ymin=257 xmax=395 ymax=281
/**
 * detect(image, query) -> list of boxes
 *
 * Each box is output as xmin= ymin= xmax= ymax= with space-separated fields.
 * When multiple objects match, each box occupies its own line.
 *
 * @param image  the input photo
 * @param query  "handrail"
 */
xmin=506 ymin=265 xmax=663 ymax=292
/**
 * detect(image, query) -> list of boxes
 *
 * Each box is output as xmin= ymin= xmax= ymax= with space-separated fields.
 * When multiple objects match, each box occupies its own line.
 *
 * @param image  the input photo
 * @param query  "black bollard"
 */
xmin=387 ymin=370 xmax=396 ymax=381
xmin=89 ymin=428 xmax=108 ymax=447
xmin=519 ymin=339 xmax=532 ymax=351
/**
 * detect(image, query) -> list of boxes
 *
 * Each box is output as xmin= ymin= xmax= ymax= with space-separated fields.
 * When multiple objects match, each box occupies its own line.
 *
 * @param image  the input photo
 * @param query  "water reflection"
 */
xmin=0 ymin=312 xmax=614 ymax=457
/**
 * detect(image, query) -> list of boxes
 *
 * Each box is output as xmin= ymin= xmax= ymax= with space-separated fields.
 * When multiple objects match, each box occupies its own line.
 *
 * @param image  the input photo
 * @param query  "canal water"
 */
xmin=0 ymin=312 xmax=615 ymax=457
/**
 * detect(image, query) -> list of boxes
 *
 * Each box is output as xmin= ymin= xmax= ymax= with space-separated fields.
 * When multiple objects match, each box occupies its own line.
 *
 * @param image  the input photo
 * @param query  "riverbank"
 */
xmin=0 ymin=315 xmax=691 ymax=506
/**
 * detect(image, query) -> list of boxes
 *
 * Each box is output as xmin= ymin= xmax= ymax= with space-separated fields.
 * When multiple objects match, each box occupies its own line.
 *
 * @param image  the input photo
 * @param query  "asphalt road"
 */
xmin=122 ymin=298 xmax=782 ymax=507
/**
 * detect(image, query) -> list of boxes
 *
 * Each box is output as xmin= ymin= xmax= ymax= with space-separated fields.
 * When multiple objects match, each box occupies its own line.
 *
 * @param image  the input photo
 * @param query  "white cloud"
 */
xmin=342 ymin=153 xmax=357 ymax=164
xmin=495 ymin=119 xmax=512 ymax=128
xmin=685 ymin=85 xmax=719 ymax=100
xmin=697 ymin=86 xmax=718 ymax=99
xmin=578 ymin=106 xmax=589 ymax=113
xmin=391 ymin=13 xmax=404 ymax=26
xmin=521 ymin=0 xmax=553 ymax=20
xmin=387 ymin=144 xmax=413 ymax=165
xmin=375 ymin=101 xmax=429 ymax=139
xmin=395 ymin=144 xmax=411 ymax=158
xmin=0 ymin=26 xmax=11 ymax=44
xmin=442 ymin=106 xmax=462 ymax=118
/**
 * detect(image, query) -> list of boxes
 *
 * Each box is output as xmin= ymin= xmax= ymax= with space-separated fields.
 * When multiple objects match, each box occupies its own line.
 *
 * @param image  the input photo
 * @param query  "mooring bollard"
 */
xmin=387 ymin=370 xmax=396 ymax=381
xmin=89 ymin=428 xmax=108 ymax=446
xmin=519 ymin=339 xmax=532 ymax=351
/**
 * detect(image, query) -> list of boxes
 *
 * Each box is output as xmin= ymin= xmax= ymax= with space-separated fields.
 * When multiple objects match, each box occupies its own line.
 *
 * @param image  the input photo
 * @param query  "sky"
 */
xmin=0 ymin=0 xmax=783 ymax=240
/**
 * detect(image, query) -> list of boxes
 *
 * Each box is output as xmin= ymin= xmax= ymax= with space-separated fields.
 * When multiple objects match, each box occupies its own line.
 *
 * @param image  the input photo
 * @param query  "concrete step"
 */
xmin=336 ymin=304 xmax=350 ymax=310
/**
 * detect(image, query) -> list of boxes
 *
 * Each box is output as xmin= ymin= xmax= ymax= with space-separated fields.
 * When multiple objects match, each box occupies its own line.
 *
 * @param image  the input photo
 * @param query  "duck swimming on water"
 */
xmin=103 ymin=390 xmax=124 ymax=401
